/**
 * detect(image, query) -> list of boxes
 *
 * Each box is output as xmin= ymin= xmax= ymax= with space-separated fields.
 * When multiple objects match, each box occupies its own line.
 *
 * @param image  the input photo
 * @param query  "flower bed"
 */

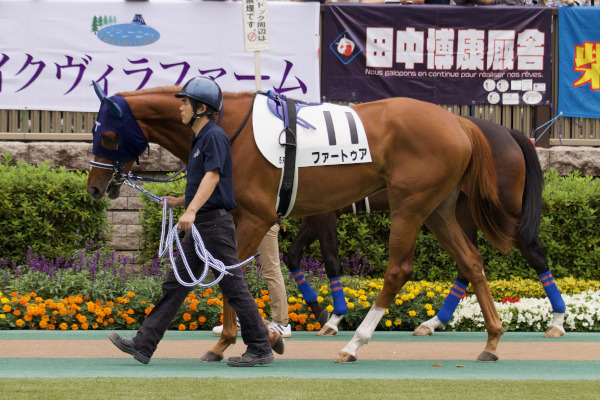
xmin=2 ymin=282 xmax=599 ymax=332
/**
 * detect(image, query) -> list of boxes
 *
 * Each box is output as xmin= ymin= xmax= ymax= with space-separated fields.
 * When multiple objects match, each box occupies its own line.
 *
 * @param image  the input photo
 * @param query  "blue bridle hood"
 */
xmin=92 ymin=94 xmax=148 ymax=164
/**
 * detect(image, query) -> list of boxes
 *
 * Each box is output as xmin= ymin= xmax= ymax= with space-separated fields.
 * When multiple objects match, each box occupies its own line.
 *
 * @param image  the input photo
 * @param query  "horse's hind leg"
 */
xmin=414 ymin=194 xmax=475 ymax=336
xmin=425 ymin=193 xmax=503 ymax=362
xmin=286 ymin=216 xmax=329 ymax=326
xmin=315 ymin=212 xmax=348 ymax=336
xmin=517 ymin=236 xmax=566 ymax=337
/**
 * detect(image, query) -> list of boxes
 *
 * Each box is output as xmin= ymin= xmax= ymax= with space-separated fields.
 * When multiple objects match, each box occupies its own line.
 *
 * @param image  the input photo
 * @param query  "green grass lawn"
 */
xmin=1 ymin=378 xmax=599 ymax=400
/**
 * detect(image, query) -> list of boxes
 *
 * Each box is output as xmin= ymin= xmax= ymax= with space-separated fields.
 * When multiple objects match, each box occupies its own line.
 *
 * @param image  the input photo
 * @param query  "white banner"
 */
xmin=0 ymin=1 xmax=320 ymax=112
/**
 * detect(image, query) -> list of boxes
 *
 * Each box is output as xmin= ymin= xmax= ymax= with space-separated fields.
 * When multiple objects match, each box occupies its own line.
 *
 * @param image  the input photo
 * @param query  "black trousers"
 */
xmin=133 ymin=212 xmax=271 ymax=357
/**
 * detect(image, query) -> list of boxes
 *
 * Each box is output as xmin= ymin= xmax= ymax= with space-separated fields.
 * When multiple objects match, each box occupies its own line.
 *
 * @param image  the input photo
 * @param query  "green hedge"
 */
xmin=138 ymin=170 xmax=599 ymax=280
xmin=0 ymin=153 xmax=111 ymax=263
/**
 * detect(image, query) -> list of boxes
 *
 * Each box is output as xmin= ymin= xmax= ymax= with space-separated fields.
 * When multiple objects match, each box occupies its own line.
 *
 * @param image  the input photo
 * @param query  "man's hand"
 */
xmin=178 ymin=209 xmax=196 ymax=231
xmin=161 ymin=196 xmax=185 ymax=208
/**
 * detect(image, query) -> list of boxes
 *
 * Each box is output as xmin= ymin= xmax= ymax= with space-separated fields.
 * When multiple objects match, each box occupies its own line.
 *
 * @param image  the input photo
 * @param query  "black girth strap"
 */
xmin=276 ymin=96 xmax=298 ymax=217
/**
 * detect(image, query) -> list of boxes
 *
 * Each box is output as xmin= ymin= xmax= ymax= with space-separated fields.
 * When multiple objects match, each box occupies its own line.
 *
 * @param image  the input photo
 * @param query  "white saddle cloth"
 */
xmin=252 ymin=94 xmax=372 ymax=168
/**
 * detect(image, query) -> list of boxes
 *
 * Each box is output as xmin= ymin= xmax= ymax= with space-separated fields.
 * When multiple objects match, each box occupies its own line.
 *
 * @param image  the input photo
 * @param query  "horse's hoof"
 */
xmin=270 ymin=332 xmax=285 ymax=355
xmin=544 ymin=326 xmax=565 ymax=338
xmin=317 ymin=309 xmax=329 ymax=327
xmin=413 ymin=324 xmax=433 ymax=336
xmin=199 ymin=351 xmax=223 ymax=362
xmin=317 ymin=325 xmax=338 ymax=336
xmin=476 ymin=351 xmax=499 ymax=363
xmin=334 ymin=351 xmax=357 ymax=363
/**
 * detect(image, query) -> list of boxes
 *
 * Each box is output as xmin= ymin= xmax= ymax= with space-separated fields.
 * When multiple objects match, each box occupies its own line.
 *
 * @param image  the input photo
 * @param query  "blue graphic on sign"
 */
xmin=96 ymin=14 xmax=160 ymax=47
xmin=329 ymin=31 xmax=362 ymax=65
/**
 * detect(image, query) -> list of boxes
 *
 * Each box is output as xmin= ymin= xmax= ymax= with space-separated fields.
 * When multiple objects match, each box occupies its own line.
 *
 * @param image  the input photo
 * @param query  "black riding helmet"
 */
xmin=175 ymin=76 xmax=223 ymax=126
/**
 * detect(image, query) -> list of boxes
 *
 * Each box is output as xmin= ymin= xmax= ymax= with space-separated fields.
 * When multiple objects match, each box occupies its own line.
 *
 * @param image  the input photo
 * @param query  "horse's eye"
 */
xmin=100 ymin=132 xmax=119 ymax=150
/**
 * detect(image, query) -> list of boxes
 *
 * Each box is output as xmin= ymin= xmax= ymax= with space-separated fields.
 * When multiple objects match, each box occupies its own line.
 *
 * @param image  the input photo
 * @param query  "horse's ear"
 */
xmin=92 ymin=80 xmax=122 ymax=118
xmin=105 ymin=97 xmax=123 ymax=119
xmin=92 ymin=80 xmax=106 ymax=101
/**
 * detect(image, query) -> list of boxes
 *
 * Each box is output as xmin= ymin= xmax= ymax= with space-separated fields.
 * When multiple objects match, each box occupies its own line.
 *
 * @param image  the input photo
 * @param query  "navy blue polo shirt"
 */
xmin=185 ymin=120 xmax=237 ymax=212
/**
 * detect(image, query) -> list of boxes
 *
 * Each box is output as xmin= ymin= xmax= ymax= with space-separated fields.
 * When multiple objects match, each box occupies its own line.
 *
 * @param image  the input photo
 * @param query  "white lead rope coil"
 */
xmin=124 ymin=179 xmax=255 ymax=287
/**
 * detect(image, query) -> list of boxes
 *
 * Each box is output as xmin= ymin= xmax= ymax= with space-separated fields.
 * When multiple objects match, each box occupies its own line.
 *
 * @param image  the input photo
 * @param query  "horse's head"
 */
xmin=86 ymin=81 xmax=149 ymax=200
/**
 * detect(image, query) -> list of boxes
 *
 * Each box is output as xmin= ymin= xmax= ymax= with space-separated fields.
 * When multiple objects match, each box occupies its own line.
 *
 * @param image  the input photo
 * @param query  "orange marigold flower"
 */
xmin=16 ymin=319 xmax=24 ymax=327
xmin=126 ymin=292 xmax=135 ymax=298
xmin=198 ymin=316 xmax=207 ymax=324
xmin=295 ymin=324 xmax=303 ymax=331
xmin=116 ymin=297 xmax=123 ymax=303
xmin=108 ymin=318 xmax=115 ymax=323
xmin=126 ymin=317 xmax=135 ymax=325
xmin=262 ymin=295 xmax=270 ymax=302
xmin=205 ymin=288 xmax=213 ymax=295
xmin=145 ymin=308 xmax=153 ymax=316
xmin=2 ymin=304 xmax=11 ymax=313
xmin=189 ymin=322 xmax=199 ymax=330
xmin=29 ymin=292 xmax=37 ymax=298
xmin=103 ymin=307 xmax=112 ymax=315
xmin=127 ymin=309 xmax=134 ymax=315
xmin=39 ymin=320 xmax=48 ymax=329
xmin=183 ymin=313 xmax=192 ymax=321
xmin=24 ymin=314 xmax=33 ymax=322
xmin=187 ymin=293 xmax=197 ymax=300
xmin=47 ymin=324 xmax=56 ymax=330
xmin=71 ymin=324 xmax=79 ymax=330
xmin=306 ymin=323 xmax=315 ymax=331
xmin=35 ymin=297 xmax=43 ymax=303
xmin=59 ymin=323 xmax=68 ymax=330
xmin=189 ymin=303 xmax=198 ymax=312
xmin=178 ymin=324 xmax=186 ymax=331
xmin=261 ymin=290 xmax=269 ymax=295
xmin=81 ymin=323 xmax=89 ymax=330
xmin=13 ymin=309 xmax=21 ymax=317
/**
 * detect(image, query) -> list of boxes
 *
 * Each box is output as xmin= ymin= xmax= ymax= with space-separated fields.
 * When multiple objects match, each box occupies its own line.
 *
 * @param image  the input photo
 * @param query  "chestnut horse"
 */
xmin=287 ymin=118 xmax=565 ymax=338
xmin=86 ymin=85 xmax=517 ymax=363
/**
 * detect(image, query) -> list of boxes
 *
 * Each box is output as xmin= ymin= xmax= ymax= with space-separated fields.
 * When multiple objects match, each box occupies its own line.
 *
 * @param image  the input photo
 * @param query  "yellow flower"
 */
xmin=1 ymin=297 xmax=8 ymax=304
xmin=427 ymin=310 xmax=436 ymax=317
xmin=385 ymin=308 xmax=389 ymax=315
xmin=395 ymin=299 xmax=403 ymax=306
xmin=408 ymin=310 xmax=416 ymax=317
xmin=394 ymin=319 xmax=402 ymax=326
xmin=408 ymin=293 xmax=415 ymax=300
xmin=385 ymin=320 xmax=392 ymax=327
xmin=347 ymin=302 xmax=355 ymax=309
xmin=317 ymin=296 xmax=324 ymax=303
xmin=326 ymin=305 xmax=334 ymax=313
xmin=435 ymin=286 xmax=442 ymax=292
xmin=424 ymin=304 xmax=432 ymax=311
xmin=0 ymin=314 xmax=4 ymax=319
xmin=426 ymin=292 xmax=435 ymax=298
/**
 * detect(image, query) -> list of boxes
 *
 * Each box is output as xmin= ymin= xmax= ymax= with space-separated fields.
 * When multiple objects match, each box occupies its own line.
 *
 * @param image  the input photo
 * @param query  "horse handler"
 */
xmin=108 ymin=76 xmax=276 ymax=367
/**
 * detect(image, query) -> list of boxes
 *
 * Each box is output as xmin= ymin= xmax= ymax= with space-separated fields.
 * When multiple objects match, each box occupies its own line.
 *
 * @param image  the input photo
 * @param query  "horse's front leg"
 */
xmin=335 ymin=224 xmax=417 ymax=363
xmin=200 ymin=299 xmax=238 ymax=361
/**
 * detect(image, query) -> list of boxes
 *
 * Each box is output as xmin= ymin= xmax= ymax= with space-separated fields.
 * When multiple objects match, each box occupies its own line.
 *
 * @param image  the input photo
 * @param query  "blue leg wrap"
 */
xmin=538 ymin=271 xmax=566 ymax=313
xmin=291 ymin=269 xmax=318 ymax=303
xmin=329 ymin=277 xmax=348 ymax=315
xmin=437 ymin=280 xmax=468 ymax=324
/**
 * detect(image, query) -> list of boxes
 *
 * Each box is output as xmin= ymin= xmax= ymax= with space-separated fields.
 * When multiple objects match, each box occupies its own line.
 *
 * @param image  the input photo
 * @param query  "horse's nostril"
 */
xmin=87 ymin=187 xmax=103 ymax=200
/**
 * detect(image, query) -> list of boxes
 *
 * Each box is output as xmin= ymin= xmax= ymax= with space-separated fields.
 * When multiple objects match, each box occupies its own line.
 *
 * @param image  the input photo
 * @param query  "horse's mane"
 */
xmin=115 ymin=85 xmax=254 ymax=99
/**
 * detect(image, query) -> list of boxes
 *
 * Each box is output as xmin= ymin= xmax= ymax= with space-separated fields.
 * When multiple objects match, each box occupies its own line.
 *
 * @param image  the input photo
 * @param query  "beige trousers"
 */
xmin=257 ymin=223 xmax=288 ymax=325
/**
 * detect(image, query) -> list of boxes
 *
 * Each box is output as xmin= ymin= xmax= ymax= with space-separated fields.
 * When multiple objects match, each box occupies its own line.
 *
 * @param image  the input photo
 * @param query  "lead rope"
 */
xmin=122 ymin=178 xmax=256 ymax=287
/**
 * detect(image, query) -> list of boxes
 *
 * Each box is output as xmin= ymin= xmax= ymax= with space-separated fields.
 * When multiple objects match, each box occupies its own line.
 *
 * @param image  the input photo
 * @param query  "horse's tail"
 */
xmin=509 ymin=130 xmax=544 ymax=245
xmin=457 ymin=117 xmax=518 ymax=254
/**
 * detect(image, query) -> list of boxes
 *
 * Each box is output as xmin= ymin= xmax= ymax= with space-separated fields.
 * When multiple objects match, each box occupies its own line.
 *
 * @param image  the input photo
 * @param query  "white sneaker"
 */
xmin=268 ymin=321 xmax=292 ymax=338
xmin=212 ymin=318 xmax=240 ymax=335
